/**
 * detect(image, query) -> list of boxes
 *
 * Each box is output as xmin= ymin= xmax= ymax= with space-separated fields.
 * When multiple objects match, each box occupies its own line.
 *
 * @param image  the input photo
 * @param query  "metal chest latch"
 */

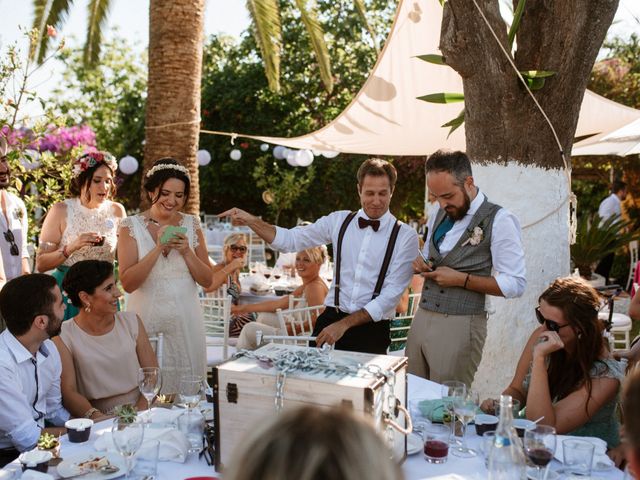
xmin=226 ymin=383 xmax=238 ymax=403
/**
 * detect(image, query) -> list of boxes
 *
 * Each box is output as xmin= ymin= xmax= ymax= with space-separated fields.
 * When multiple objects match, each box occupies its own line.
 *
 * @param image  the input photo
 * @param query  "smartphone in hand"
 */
xmin=418 ymin=249 xmax=433 ymax=271
xmin=160 ymin=226 xmax=188 ymax=244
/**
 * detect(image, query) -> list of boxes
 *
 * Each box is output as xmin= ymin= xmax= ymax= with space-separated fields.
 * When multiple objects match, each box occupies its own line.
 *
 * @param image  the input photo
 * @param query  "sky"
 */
xmin=0 ymin=0 xmax=638 ymax=118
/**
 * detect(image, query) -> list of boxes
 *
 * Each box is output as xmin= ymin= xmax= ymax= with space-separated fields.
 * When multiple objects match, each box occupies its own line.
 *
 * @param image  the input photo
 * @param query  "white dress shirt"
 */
xmin=271 ymin=209 xmax=419 ymax=321
xmin=0 ymin=330 xmax=69 ymax=451
xmin=598 ymin=193 xmax=621 ymax=222
xmin=423 ymin=191 xmax=526 ymax=299
xmin=0 ymin=191 xmax=29 ymax=280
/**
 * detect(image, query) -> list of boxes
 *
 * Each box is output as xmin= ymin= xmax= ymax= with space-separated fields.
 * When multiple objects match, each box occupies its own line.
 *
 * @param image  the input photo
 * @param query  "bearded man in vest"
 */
xmin=220 ymin=158 xmax=418 ymax=354
xmin=409 ymin=150 xmax=526 ymax=386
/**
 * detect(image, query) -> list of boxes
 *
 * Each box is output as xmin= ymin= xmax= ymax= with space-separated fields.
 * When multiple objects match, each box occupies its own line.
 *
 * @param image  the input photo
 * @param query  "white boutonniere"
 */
xmin=12 ymin=207 xmax=23 ymax=220
xmin=462 ymin=226 xmax=484 ymax=246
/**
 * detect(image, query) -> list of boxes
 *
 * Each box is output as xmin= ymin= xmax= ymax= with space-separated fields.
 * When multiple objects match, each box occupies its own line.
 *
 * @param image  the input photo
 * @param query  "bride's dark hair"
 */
xmin=143 ymin=158 xmax=191 ymax=204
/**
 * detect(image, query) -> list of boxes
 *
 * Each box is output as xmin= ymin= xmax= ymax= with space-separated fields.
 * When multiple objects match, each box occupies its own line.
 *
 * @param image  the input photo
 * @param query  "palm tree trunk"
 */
xmin=438 ymin=0 xmax=618 ymax=396
xmin=143 ymin=0 xmax=205 ymax=215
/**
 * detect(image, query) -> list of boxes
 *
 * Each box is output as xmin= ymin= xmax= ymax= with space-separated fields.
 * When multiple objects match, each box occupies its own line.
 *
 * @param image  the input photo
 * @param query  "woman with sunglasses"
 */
xmin=481 ymin=276 xmax=624 ymax=448
xmin=36 ymin=151 xmax=126 ymax=320
xmin=205 ymin=233 xmax=255 ymax=336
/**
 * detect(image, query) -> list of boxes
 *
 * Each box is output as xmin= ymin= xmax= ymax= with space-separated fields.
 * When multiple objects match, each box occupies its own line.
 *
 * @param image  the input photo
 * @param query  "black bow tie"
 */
xmin=358 ymin=217 xmax=380 ymax=232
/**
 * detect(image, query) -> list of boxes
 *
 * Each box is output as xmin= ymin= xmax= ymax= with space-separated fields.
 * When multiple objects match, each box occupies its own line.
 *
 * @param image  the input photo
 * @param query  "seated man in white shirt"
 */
xmin=219 ymin=158 xmax=418 ymax=354
xmin=0 ymin=274 xmax=69 ymax=466
xmin=595 ymin=180 xmax=627 ymax=282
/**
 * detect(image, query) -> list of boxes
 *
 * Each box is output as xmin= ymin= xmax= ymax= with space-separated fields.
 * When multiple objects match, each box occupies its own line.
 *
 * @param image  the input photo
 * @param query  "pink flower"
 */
xmin=46 ymin=25 xmax=57 ymax=38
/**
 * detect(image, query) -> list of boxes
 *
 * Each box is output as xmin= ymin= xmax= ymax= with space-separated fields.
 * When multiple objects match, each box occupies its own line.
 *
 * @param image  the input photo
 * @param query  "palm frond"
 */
xmin=246 ymin=0 xmax=282 ymax=92
xmin=84 ymin=0 xmax=112 ymax=66
xmin=294 ymin=0 xmax=333 ymax=93
xmin=31 ymin=0 xmax=74 ymax=64
xmin=353 ymin=0 xmax=379 ymax=54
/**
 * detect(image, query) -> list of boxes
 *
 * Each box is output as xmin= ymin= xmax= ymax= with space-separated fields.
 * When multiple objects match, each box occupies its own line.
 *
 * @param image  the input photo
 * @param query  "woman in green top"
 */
xmin=481 ymin=276 xmax=623 ymax=448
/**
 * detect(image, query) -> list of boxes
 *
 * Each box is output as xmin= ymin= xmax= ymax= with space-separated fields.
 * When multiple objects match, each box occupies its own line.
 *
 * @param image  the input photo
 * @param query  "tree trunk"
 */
xmin=143 ymin=0 xmax=205 ymax=215
xmin=439 ymin=0 xmax=618 ymax=395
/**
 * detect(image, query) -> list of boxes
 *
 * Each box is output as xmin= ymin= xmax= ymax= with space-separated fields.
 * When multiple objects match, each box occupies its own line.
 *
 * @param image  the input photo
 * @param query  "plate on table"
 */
xmin=407 ymin=433 xmax=422 ymax=455
xmin=57 ymin=452 xmax=124 ymax=479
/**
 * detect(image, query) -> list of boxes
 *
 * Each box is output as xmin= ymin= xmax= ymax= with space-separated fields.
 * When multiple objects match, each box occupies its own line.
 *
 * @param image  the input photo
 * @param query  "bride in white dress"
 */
xmin=117 ymin=158 xmax=212 ymax=393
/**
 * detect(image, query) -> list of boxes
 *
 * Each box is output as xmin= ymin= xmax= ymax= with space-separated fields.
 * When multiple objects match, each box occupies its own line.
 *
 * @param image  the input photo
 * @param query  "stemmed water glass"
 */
xmin=138 ymin=367 xmax=162 ymax=415
xmin=524 ymin=425 xmax=556 ymax=480
xmin=178 ymin=375 xmax=203 ymax=412
xmin=441 ymin=381 xmax=466 ymax=446
xmin=451 ymin=389 xmax=479 ymax=458
xmin=112 ymin=418 xmax=145 ymax=479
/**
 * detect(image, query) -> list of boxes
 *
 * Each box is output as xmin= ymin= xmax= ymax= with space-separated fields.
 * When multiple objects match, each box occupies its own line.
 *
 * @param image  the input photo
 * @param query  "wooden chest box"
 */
xmin=213 ymin=343 xmax=409 ymax=471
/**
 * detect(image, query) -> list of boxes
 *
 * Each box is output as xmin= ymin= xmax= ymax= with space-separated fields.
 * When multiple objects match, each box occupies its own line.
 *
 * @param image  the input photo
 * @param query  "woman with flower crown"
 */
xmin=37 ymin=151 xmax=127 ymax=320
xmin=117 ymin=158 xmax=211 ymax=392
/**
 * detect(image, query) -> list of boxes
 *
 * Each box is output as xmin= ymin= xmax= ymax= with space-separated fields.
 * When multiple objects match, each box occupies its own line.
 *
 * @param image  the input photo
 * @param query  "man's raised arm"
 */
xmin=218 ymin=208 xmax=277 ymax=243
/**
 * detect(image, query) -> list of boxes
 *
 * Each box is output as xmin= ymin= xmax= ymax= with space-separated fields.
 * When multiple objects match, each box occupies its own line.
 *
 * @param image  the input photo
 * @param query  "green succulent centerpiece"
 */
xmin=114 ymin=404 xmax=138 ymax=424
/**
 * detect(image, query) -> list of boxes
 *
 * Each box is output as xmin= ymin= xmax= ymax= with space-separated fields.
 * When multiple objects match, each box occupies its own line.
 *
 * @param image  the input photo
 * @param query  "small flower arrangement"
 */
xmin=72 ymin=151 xmax=117 ymax=177
xmin=114 ymin=404 xmax=137 ymax=424
xmin=37 ymin=432 xmax=60 ymax=458
xmin=462 ymin=226 xmax=484 ymax=246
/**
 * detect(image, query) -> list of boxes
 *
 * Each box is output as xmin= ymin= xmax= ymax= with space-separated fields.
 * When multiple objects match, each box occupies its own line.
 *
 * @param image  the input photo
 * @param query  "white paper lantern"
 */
xmin=260 ymin=143 xmax=269 ymax=152
xmin=321 ymin=150 xmax=340 ymax=158
xmin=119 ymin=155 xmax=139 ymax=175
xmin=229 ymin=149 xmax=242 ymax=161
xmin=312 ymin=149 xmax=321 ymax=157
xmin=197 ymin=149 xmax=211 ymax=166
xmin=20 ymin=149 xmax=40 ymax=171
xmin=273 ymin=145 xmax=286 ymax=160
xmin=286 ymin=150 xmax=298 ymax=166
xmin=295 ymin=149 xmax=314 ymax=167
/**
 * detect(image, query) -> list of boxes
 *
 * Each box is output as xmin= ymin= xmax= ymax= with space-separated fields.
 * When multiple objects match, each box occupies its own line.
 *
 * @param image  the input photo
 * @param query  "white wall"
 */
xmin=471 ymin=163 xmax=571 ymax=397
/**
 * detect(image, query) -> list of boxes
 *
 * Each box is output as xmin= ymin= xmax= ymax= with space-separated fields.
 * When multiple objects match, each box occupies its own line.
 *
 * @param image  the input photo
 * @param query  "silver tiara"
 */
xmin=145 ymin=163 xmax=191 ymax=179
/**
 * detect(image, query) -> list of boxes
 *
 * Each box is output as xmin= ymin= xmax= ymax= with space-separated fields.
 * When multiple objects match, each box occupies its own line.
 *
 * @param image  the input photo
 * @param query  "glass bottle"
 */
xmin=488 ymin=394 xmax=526 ymax=480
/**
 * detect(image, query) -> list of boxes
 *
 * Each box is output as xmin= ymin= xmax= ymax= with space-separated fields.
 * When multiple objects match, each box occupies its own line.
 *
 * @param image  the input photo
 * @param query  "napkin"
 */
xmin=94 ymin=427 xmax=190 ymax=463
xmin=18 ymin=471 xmax=54 ymax=480
xmin=554 ymin=435 xmax=614 ymax=470
xmin=145 ymin=408 xmax=184 ymax=424
xmin=418 ymin=399 xmax=446 ymax=422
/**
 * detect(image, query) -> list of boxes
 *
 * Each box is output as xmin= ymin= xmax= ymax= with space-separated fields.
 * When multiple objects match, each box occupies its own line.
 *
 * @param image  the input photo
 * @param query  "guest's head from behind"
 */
xmin=624 ymin=367 xmax=640 ymax=475
xmin=143 ymin=158 xmax=191 ymax=209
xmin=536 ymin=277 xmax=604 ymax=401
xmin=611 ymin=180 xmax=627 ymax=200
xmin=224 ymin=405 xmax=403 ymax=480
xmin=356 ymin=158 xmax=397 ymax=220
xmin=295 ymin=246 xmax=326 ymax=280
xmin=62 ymin=260 xmax=120 ymax=313
xmin=223 ymin=233 xmax=247 ymax=265
xmin=0 ymin=274 xmax=64 ymax=339
xmin=425 ymin=150 xmax=476 ymax=221
xmin=69 ymin=151 xmax=117 ymax=205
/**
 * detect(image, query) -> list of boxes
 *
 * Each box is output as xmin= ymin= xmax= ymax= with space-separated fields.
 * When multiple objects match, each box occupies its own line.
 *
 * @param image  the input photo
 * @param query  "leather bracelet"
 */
xmin=463 ymin=273 xmax=471 ymax=289
xmin=83 ymin=407 xmax=100 ymax=418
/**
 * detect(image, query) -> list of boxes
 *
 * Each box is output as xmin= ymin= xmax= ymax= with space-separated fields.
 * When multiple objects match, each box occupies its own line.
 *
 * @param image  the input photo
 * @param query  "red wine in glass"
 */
xmin=264 ymin=273 xmax=271 ymax=279
xmin=424 ymin=439 xmax=448 ymax=458
xmin=274 ymin=274 xmax=281 ymax=280
xmin=527 ymin=448 xmax=553 ymax=467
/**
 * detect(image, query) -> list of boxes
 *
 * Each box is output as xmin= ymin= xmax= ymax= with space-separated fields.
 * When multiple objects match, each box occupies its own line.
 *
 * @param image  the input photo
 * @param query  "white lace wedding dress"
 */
xmin=121 ymin=213 xmax=206 ymax=393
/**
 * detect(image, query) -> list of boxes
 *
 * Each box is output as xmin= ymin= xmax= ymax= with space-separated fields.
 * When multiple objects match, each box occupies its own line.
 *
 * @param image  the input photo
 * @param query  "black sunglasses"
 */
xmin=3 ymin=229 xmax=19 ymax=256
xmin=535 ymin=307 xmax=570 ymax=333
xmin=229 ymin=245 xmax=247 ymax=253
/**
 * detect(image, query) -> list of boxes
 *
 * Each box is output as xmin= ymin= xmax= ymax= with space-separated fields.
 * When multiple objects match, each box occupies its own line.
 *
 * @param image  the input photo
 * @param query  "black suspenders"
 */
xmin=334 ymin=212 xmax=402 ymax=310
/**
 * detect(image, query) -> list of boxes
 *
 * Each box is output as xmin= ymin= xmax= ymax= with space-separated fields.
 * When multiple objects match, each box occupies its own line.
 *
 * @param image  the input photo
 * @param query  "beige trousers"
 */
xmin=406 ymin=308 xmax=488 ymax=387
xmin=236 ymin=312 xmax=283 ymax=350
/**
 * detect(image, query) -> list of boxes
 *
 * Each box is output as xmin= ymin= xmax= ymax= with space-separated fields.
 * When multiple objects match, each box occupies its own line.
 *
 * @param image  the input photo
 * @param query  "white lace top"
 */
xmin=59 ymin=198 xmax=121 ymax=267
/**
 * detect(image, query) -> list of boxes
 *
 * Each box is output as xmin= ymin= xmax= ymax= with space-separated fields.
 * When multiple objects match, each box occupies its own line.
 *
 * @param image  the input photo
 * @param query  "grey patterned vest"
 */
xmin=420 ymin=196 xmax=501 ymax=315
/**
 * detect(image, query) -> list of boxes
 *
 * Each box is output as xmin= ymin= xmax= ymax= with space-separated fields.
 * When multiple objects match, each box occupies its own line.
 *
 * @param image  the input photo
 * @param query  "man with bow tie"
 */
xmin=219 ymin=158 xmax=418 ymax=354
xmin=409 ymin=150 xmax=526 ymax=386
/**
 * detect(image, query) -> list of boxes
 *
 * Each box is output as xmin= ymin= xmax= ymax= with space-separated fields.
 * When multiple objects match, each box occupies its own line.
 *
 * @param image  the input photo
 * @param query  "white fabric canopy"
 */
xmin=572 ymin=117 xmax=640 ymax=156
xmin=206 ymin=0 xmax=640 ymax=156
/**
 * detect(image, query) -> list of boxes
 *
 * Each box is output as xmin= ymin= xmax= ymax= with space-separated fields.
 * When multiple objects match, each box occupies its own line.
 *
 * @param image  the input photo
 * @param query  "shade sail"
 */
xmin=572 ymin=117 xmax=640 ymax=156
xmin=203 ymin=0 xmax=640 ymax=156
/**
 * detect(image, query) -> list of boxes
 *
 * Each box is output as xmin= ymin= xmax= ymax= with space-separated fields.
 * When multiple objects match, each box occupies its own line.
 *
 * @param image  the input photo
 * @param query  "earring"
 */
xmin=84 ymin=303 xmax=91 ymax=313
xmin=577 ymin=332 xmax=583 ymax=339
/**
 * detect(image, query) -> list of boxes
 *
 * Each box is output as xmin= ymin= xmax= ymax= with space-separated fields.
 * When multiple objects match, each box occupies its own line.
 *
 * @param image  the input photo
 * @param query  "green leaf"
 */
xmin=294 ymin=0 xmax=333 ymax=93
xmin=520 ymin=70 xmax=556 ymax=78
xmin=31 ymin=0 xmax=74 ymax=64
xmin=246 ymin=0 xmax=282 ymax=92
xmin=417 ymin=92 xmax=464 ymax=103
xmin=415 ymin=54 xmax=446 ymax=65
xmin=441 ymin=109 xmax=465 ymax=138
xmin=83 ymin=0 xmax=112 ymax=66
xmin=508 ymin=0 xmax=526 ymax=48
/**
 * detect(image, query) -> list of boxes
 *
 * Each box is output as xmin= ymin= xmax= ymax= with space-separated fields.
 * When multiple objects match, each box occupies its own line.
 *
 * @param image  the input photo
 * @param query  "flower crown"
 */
xmin=145 ymin=163 xmax=191 ymax=179
xmin=72 ymin=152 xmax=117 ymax=177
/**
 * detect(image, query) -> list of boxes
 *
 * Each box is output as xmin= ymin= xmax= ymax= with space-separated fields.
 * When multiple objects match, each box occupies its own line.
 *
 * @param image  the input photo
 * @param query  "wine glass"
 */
xmin=524 ymin=425 xmax=556 ymax=480
xmin=441 ymin=381 xmax=466 ymax=446
xmin=178 ymin=375 xmax=203 ymax=412
xmin=138 ymin=367 xmax=161 ymax=415
xmin=262 ymin=266 xmax=272 ymax=281
xmin=451 ymin=389 xmax=479 ymax=458
xmin=272 ymin=267 xmax=283 ymax=281
xmin=112 ymin=418 xmax=145 ymax=479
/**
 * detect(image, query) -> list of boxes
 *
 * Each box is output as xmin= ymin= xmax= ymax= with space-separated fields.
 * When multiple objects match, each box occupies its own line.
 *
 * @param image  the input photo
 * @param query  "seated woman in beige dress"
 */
xmin=234 ymin=246 xmax=329 ymax=349
xmin=53 ymin=260 xmax=158 ymax=419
